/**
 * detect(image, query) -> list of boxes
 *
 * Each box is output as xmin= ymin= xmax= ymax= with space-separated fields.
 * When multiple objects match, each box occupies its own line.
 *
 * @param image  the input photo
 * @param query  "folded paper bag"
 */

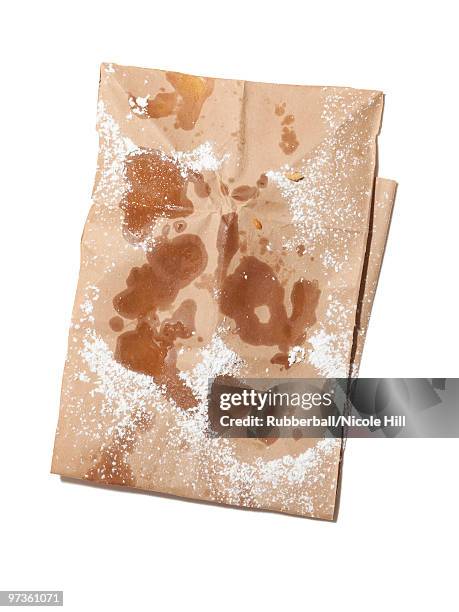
xmin=52 ymin=63 xmax=396 ymax=520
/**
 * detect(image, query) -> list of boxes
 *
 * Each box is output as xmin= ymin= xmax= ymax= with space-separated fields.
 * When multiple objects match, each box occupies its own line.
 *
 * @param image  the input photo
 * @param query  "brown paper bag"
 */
xmin=52 ymin=63 xmax=396 ymax=520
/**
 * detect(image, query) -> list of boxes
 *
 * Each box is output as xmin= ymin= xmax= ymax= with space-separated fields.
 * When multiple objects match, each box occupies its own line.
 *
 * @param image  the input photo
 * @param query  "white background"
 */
xmin=1 ymin=1 xmax=458 ymax=610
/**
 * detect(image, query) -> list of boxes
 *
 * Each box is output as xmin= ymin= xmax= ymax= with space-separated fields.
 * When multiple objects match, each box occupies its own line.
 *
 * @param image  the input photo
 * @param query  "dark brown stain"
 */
xmin=220 ymin=255 xmax=320 ymax=352
xmin=216 ymin=213 xmax=239 ymax=283
xmin=270 ymin=352 xmax=291 ymax=369
xmin=256 ymin=174 xmax=268 ymax=189
xmin=114 ymin=313 xmax=196 ymax=410
xmin=231 ymin=185 xmax=258 ymax=202
xmin=282 ymin=114 xmax=295 ymax=126
xmin=275 ymin=105 xmax=299 ymax=155
xmin=296 ymin=244 xmax=306 ymax=257
xmin=193 ymin=174 xmax=211 ymax=198
xmin=120 ymin=150 xmax=194 ymax=238
xmin=113 ymin=234 xmax=208 ymax=319
xmin=116 ymin=298 xmax=197 ymax=378
xmin=173 ymin=220 xmax=187 ymax=233
xmin=116 ymin=321 xmax=169 ymax=378
xmin=280 ymin=126 xmax=299 ymax=155
xmin=111 ymin=232 xmax=206 ymax=413
xmin=109 ymin=316 xmax=124 ymax=332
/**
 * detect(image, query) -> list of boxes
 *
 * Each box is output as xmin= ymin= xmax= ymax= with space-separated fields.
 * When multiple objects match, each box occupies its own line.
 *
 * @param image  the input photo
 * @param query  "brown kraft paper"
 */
xmin=51 ymin=63 xmax=397 ymax=520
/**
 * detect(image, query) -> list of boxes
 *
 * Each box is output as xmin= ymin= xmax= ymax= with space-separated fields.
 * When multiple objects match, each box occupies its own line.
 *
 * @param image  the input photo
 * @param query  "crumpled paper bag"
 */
xmin=52 ymin=63 xmax=396 ymax=520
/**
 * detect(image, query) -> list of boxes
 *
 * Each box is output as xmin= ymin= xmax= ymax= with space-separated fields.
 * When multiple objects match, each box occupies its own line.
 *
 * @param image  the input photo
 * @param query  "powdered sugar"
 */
xmin=53 ymin=73 xmax=392 ymax=519
xmin=288 ymin=345 xmax=306 ymax=367
xmin=80 ymin=330 xmax=164 ymax=419
xmin=172 ymin=142 xmax=229 ymax=174
xmin=94 ymin=101 xmax=138 ymax=207
xmin=308 ymin=292 xmax=354 ymax=377
xmin=179 ymin=330 xmax=245 ymax=403
xmin=308 ymin=328 xmax=351 ymax=377
xmin=95 ymin=105 xmax=229 ymax=213
xmin=267 ymin=88 xmax=378 ymax=267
